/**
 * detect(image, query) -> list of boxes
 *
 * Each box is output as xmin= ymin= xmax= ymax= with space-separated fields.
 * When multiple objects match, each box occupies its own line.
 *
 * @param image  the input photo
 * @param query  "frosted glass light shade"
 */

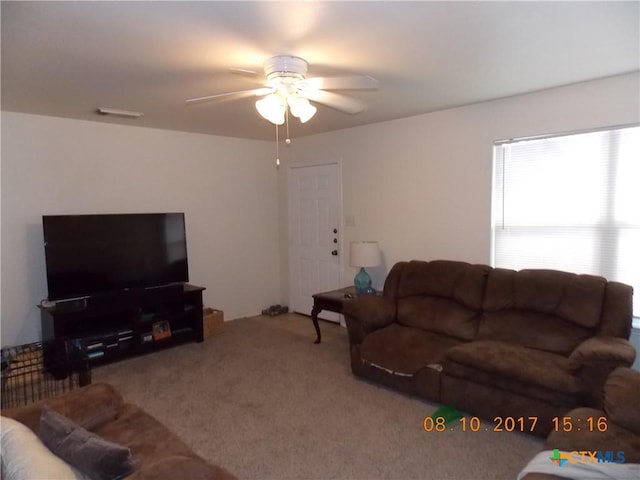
xmin=256 ymin=94 xmax=285 ymax=125
xmin=288 ymin=96 xmax=317 ymax=123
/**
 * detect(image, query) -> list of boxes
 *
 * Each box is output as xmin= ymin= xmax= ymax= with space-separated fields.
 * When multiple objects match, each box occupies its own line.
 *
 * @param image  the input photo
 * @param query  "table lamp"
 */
xmin=349 ymin=241 xmax=382 ymax=294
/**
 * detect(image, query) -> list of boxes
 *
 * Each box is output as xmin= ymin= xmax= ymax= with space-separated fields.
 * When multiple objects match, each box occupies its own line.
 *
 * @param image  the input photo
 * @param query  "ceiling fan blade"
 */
xmin=229 ymin=68 xmax=261 ymax=78
xmin=302 ymin=75 xmax=379 ymax=91
xmin=300 ymin=89 xmax=365 ymax=114
xmin=185 ymin=87 xmax=272 ymax=105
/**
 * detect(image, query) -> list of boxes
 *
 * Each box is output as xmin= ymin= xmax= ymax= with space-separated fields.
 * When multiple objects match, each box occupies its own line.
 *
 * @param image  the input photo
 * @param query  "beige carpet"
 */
xmin=93 ymin=314 xmax=542 ymax=479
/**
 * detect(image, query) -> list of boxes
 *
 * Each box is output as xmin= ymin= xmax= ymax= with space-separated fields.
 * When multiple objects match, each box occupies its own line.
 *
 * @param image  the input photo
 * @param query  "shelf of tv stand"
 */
xmin=39 ymin=284 xmax=205 ymax=366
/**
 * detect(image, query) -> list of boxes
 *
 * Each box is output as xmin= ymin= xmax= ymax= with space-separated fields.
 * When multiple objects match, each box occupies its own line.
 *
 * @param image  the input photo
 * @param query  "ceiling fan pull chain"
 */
xmin=285 ymin=108 xmax=291 ymax=145
xmin=275 ymin=123 xmax=280 ymax=167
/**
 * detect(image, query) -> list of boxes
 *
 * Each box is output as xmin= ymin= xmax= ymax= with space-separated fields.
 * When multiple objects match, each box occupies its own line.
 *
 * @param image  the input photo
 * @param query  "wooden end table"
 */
xmin=310 ymin=286 xmax=358 ymax=344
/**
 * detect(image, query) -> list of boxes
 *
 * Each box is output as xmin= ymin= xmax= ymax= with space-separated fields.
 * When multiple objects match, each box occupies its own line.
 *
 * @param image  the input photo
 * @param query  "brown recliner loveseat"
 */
xmin=519 ymin=367 xmax=640 ymax=479
xmin=343 ymin=260 xmax=635 ymax=436
xmin=1 ymin=382 xmax=236 ymax=479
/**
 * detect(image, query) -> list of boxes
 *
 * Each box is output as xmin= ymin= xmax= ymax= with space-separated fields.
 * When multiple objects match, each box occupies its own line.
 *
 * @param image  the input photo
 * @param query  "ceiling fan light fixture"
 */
xmin=263 ymin=55 xmax=308 ymax=81
xmin=288 ymin=96 xmax=317 ymax=123
xmin=256 ymin=94 xmax=285 ymax=125
xmin=297 ymin=104 xmax=317 ymax=124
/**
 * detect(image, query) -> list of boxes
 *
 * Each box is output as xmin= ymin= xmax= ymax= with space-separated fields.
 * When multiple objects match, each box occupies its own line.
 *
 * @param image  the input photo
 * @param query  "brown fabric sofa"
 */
xmin=519 ymin=367 xmax=640 ymax=479
xmin=343 ymin=259 xmax=636 ymax=436
xmin=1 ymin=382 xmax=236 ymax=480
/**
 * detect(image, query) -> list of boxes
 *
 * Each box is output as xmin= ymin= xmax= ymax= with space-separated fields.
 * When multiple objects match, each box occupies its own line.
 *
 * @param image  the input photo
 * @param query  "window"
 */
xmin=492 ymin=125 xmax=640 ymax=316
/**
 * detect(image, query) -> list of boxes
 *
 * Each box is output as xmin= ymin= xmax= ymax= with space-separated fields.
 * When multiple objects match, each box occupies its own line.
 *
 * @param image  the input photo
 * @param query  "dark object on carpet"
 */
xmin=2 ymin=382 xmax=237 ymax=480
xmin=343 ymin=259 xmax=635 ymax=437
xmin=261 ymin=304 xmax=289 ymax=316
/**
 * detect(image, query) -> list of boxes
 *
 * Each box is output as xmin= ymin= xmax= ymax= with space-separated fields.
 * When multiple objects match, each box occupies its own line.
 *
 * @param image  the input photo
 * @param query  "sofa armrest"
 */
xmin=604 ymin=367 xmax=640 ymax=435
xmin=1 ymin=382 xmax=123 ymax=433
xmin=342 ymin=296 xmax=396 ymax=345
xmin=567 ymin=337 xmax=636 ymax=407
xmin=568 ymin=337 xmax=636 ymax=371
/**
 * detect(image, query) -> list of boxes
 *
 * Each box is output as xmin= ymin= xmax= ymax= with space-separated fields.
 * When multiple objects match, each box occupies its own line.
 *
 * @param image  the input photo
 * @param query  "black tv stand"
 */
xmin=39 ymin=284 xmax=205 ymax=366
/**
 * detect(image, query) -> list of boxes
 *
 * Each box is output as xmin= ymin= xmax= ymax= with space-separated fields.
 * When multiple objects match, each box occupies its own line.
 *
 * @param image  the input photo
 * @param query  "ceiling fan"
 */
xmin=185 ymin=55 xmax=379 ymax=125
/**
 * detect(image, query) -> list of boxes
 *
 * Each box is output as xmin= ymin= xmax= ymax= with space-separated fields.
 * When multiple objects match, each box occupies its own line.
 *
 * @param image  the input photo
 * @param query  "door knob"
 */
xmin=333 ymin=228 xmax=338 ymax=234
xmin=331 ymin=250 xmax=338 ymax=256
xmin=333 ymin=238 xmax=338 ymax=244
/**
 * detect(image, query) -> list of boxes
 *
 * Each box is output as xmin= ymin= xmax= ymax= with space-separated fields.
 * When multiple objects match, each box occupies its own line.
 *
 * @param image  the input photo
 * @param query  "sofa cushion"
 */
xmin=39 ymin=406 xmax=135 ymax=480
xmin=478 ymin=310 xmax=592 ymax=356
xmin=395 ymin=260 xmax=490 ymax=309
xmin=92 ymin=403 xmax=232 ymax=479
xmin=1 ymin=415 xmax=89 ymax=480
xmin=479 ymin=268 xmax=602 ymax=355
xmin=394 ymin=260 xmax=489 ymax=340
xmin=360 ymin=323 xmax=462 ymax=375
xmin=397 ymin=297 xmax=481 ymax=341
xmin=444 ymin=341 xmax=584 ymax=404
xmin=483 ymin=268 xmax=607 ymax=328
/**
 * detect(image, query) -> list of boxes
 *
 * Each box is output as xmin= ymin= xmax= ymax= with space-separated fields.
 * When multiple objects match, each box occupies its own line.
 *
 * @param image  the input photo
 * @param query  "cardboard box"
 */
xmin=203 ymin=308 xmax=224 ymax=338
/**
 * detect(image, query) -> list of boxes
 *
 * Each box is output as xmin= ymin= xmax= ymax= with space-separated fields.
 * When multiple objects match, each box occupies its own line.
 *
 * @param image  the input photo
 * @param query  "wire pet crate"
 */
xmin=1 ymin=340 xmax=91 ymax=409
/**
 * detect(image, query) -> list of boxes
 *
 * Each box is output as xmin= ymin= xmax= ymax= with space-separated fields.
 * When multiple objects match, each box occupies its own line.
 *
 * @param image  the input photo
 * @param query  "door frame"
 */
xmin=287 ymin=159 xmax=345 ymax=324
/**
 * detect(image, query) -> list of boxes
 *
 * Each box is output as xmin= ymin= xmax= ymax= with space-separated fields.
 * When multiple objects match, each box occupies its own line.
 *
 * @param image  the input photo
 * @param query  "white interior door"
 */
xmin=289 ymin=163 xmax=342 ymax=322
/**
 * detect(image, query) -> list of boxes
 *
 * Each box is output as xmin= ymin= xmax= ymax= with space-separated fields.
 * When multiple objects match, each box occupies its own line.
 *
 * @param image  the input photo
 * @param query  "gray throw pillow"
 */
xmin=38 ymin=406 xmax=135 ymax=480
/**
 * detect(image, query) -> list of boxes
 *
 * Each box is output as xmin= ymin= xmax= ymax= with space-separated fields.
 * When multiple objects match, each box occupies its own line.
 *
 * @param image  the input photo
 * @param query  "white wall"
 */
xmin=1 ymin=112 xmax=281 ymax=346
xmin=280 ymin=72 xmax=640 ymax=294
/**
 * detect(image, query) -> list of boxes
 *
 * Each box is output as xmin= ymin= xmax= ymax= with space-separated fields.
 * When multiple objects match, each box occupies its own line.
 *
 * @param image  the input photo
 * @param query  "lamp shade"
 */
xmin=349 ymin=241 xmax=381 ymax=268
xmin=256 ymin=94 xmax=285 ymax=125
xmin=288 ymin=96 xmax=317 ymax=123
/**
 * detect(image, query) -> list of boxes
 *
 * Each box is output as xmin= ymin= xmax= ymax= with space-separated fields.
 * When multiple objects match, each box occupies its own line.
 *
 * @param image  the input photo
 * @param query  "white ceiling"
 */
xmin=2 ymin=1 xmax=638 ymax=141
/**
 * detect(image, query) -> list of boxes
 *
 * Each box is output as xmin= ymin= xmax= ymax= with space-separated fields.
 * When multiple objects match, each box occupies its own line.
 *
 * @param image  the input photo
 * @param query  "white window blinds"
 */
xmin=492 ymin=125 xmax=640 ymax=315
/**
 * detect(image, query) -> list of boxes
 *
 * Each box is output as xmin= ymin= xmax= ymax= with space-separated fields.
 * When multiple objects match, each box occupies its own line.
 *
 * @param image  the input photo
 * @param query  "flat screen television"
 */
xmin=42 ymin=213 xmax=189 ymax=301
